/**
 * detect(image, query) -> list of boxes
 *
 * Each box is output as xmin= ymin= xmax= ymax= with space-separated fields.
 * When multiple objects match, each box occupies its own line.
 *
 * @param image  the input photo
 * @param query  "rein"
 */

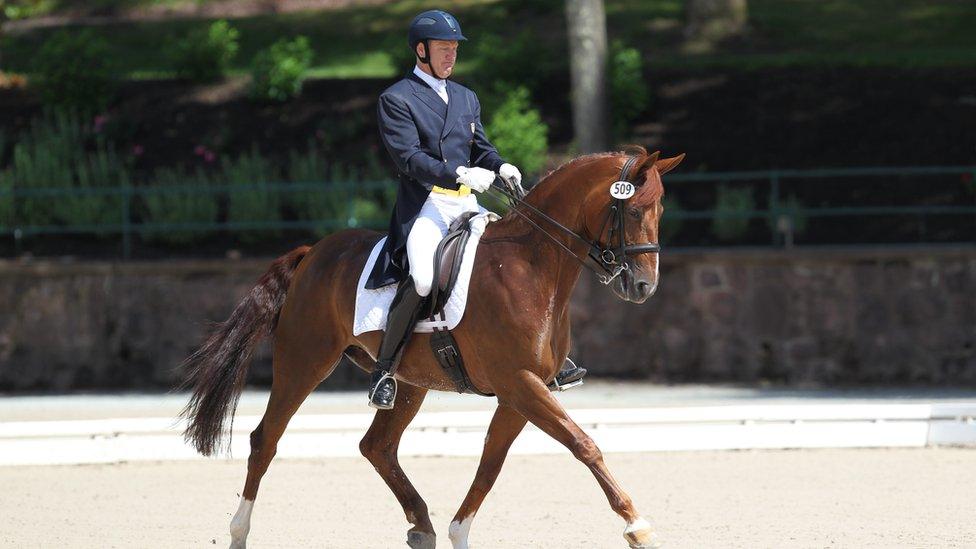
xmin=488 ymin=155 xmax=661 ymax=285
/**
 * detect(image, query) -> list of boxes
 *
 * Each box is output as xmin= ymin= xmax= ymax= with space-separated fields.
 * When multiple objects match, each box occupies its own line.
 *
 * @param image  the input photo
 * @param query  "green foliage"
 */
xmin=470 ymin=31 xmax=556 ymax=106
xmin=33 ymin=30 xmax=116 ymax=113
xmin=250 ymin=35 xmax=313 ymax=101
xmin=484 ymin=86 xmax=548 ymax=176
xmin=287 ymin=144 xmax=390 ymax=234
xmin=712 ymin=184 xmax=755 ymax=241
xmin=659 ymin=196 xmax=684 ymax=243
xmin=609 ymin=40 xmax=650 ymax=141
xmin=6 ymin=1 xmax=976 ymax=80
xmin=141 ymin=168 xmax=219 ymax=245
xmin=767 ymin=194 xmax=809 ymax=236
xmin=386 ymin=34 xmax=418 ymax=74
xmin=6 ymin=111 xmax=123 ymax=232
xmin=221 ymin=146 xmax=280 ymax=242
xmin=347 ymin=197 xmax=384 ymax=228
xmin=287 ymin=144 xmax=347 ymax=236
xmin=0 ymin=170 xmax=13 ymax=229
xmin=172 ymin=20 xmax=239 ymax=82
xmin=3 ymin=0 xmax=51 ymax=20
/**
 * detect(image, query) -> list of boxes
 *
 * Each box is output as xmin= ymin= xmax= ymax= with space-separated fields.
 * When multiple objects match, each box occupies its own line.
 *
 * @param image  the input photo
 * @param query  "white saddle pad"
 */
xmin=353 ymin=212 xmax=499 ymax=336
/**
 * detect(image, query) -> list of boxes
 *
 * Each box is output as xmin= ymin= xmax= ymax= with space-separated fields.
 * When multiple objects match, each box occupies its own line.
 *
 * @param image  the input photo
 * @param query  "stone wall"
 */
xmin=1 ymin=247 xmax=974 ymax=392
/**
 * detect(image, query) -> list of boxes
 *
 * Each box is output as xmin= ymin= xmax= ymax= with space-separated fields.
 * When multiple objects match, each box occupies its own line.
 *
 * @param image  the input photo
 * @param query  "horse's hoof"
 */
xmin=623 ymin=517 xmax=662 ymax=549
xmin=406 ymin=530 xmax=436 ymax=549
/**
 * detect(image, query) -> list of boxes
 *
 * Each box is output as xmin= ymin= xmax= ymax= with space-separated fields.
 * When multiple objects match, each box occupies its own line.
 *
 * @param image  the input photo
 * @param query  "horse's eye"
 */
xmin=627 ymin=207 xmax=641 ymax=218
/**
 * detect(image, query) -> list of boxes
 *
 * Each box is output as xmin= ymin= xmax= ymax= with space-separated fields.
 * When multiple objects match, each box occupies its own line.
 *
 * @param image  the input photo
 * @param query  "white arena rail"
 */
xmin=1 ymin=402 xmax=974 ymax=466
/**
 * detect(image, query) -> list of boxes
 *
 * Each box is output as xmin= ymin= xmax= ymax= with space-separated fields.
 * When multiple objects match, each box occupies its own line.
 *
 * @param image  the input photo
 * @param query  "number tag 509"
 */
xmin=609 ymin=181 xmax=635 ymax=199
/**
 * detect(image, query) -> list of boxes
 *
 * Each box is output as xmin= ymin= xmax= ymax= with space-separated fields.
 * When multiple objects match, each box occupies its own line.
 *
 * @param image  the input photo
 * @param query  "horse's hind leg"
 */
xmin=359 ymin=382 xmax=434 ymax=549
xmin=448 ymin=405 xmax=527 ymax=549
xmin=229 ymin=342 xmax=342 ymax=549
xmin=502 ymin=370 xmax=661 ymax=549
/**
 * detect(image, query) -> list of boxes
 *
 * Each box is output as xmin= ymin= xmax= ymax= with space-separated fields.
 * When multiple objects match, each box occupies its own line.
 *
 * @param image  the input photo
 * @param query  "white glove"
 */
xmin=455 ymin=166 xmax=495 ymax=193
xmin=499 ymin=163 xmax=525 ymax=197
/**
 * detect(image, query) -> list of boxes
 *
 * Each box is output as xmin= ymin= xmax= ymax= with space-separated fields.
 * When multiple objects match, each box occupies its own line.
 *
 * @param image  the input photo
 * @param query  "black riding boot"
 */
xmin=548 ymin=357 xmax=587 ymax=391
xmin=368 ymin=278 xmax=426 ymax=409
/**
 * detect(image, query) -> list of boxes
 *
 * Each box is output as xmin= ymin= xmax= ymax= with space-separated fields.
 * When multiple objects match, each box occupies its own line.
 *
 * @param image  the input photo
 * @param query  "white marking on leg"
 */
xmin=623 ymin=516 xmax=661 ymax=548
xmin=448 ymin=516 xmax=474 ymax=549
xmin=624 ymin=516 xmax=650 ymax=535
xmin=229 ymin=498 xmax=254 ymax=549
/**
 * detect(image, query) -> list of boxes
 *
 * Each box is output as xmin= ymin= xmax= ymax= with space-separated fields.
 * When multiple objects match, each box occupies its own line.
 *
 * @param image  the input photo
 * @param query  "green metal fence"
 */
xmin=1 ymin=166 xmax=974 ymax=258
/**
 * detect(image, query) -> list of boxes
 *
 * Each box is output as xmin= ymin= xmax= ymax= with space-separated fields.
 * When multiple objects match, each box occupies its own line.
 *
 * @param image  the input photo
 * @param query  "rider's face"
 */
xmin=418 ymin=40 xmax=458 ymax=78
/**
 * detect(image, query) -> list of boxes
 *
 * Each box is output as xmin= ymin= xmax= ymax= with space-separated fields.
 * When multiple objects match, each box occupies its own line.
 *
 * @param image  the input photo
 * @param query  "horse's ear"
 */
xmin=634 ymin=151 xmax=660 ymax=182
xmin=655 ymin=153 xmax=686 ymax=175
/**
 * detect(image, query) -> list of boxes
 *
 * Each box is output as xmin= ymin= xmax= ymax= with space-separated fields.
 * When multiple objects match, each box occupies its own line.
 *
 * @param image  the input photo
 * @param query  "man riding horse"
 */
xmin=366 ymin=9 xmax=586 ymax=409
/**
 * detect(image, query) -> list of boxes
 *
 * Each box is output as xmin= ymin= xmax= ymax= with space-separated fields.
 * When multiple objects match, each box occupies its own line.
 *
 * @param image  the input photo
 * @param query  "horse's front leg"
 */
xmin=358 ymin=382 xmax=435 ymax=549
xmin=448 ymin=404 xmax=527 ymax=549
xmin=500 ymin=370 xmax=661 ymax=549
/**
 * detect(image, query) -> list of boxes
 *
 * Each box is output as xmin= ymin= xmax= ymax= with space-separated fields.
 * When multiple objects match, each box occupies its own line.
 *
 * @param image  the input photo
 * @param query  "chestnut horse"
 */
xmin=179 ymin=147 xmax=684 ymax=549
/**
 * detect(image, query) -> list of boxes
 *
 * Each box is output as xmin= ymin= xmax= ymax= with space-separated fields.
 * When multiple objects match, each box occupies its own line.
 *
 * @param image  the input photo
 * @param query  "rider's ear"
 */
xmin=655 ymin=153 xmax=686 ymax=175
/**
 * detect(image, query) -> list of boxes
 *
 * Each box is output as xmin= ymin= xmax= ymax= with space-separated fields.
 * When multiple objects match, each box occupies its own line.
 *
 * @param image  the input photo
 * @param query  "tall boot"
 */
xmin=368 ymin=277 xmax=426 ymax=409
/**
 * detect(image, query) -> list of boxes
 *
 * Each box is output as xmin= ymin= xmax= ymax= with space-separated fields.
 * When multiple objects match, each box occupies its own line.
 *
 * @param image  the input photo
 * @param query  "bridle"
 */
xmin=488 ymin=155 xmax=661 ymax=285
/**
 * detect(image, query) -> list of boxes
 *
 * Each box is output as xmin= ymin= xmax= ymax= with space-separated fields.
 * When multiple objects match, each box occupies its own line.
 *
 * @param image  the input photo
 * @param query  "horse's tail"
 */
xmin=179 ymin=245 xmax=311 ymax=456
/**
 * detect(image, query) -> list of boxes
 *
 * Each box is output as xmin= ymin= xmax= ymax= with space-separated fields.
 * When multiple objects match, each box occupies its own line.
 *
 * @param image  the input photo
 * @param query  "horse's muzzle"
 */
xmin=612 ymin=272 xmax=657 ymax=303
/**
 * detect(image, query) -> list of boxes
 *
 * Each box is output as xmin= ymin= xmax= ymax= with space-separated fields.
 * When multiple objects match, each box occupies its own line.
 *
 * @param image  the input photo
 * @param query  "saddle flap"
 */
xmin=426 ymin=211 xmax=479 ymax=317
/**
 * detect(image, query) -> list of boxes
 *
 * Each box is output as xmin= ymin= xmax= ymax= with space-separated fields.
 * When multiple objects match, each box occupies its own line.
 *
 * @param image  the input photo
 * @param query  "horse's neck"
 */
xmin=484 ymin=185 xmax=592 ymax=308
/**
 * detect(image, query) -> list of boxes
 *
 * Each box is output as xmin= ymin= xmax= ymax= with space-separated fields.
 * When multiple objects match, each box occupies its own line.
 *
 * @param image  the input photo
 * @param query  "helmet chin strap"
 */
xmin=417 ymin=39 xmax=445 ymax=80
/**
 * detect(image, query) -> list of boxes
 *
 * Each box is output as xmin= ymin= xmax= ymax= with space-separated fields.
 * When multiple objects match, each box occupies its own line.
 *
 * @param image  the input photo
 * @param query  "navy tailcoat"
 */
xmin=365 ymin=70 xmax=505 ymax=289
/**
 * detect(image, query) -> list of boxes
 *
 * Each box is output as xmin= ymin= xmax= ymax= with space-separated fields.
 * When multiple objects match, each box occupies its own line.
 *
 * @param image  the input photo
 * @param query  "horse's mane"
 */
xmin=527 ymin=145 xmax=661 ymax=206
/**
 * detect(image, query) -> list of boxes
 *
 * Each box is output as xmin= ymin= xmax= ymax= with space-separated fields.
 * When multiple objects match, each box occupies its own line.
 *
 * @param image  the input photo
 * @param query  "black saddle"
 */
xmin=423 ymin=210 xmax=479 ymax=319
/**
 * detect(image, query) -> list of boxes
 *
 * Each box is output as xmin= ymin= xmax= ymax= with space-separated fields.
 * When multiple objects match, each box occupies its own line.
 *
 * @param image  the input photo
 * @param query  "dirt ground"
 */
xmin=2 ymin=447 xmax=974 ymax=548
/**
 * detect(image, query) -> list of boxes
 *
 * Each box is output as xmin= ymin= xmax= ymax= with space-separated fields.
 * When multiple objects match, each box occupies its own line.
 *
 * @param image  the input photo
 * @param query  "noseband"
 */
xmin=489 ymin=154 xmax=661 ymax=285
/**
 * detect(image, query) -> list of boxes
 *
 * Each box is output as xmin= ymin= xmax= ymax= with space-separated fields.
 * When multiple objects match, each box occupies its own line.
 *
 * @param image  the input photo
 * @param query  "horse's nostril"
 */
xmin=636 ymin=281 xmax=649 ymax=296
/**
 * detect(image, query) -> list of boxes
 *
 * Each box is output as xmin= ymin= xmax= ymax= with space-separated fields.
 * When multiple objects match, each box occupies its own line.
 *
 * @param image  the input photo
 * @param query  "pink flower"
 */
xmin=93 ymin=115 xmax=108 ymax=133
xmin=132 ymin=144 xmax=144 ymax=157
xmin=194 ymin=145 xmax=207 ymax=156
xmin=204 ymin=151 xmax=216 ymax=163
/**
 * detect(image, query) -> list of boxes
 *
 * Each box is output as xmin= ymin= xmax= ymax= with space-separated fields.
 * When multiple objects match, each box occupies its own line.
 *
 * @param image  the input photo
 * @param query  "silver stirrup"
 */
xmin=367 ymin=372 xmax=398 ymax=409
xmin=550 ymin=377 xmax=584 ymax=392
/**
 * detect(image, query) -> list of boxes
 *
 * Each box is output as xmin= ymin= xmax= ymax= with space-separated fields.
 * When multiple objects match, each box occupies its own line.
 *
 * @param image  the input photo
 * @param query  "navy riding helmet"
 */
xmin=408 ymin=9 xmax=467 ymax=74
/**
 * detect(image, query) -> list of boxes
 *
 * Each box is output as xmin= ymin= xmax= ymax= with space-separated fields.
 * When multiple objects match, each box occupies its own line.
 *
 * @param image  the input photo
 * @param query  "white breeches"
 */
xmin=406 ymin=192 xmax=485 ymax=297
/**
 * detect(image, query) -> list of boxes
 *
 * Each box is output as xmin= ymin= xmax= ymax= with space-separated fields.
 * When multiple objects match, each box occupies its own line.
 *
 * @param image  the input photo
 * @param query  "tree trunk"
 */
xmin=565 ymin=0 xmax=609 ymax=154
xmin=684 ymin=0 xmax=748 ymax=52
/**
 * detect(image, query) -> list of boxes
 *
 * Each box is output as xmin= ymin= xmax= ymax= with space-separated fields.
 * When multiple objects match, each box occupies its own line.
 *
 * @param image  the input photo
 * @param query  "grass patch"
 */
xmin=3 ymin=0 xmax=975 ymax=79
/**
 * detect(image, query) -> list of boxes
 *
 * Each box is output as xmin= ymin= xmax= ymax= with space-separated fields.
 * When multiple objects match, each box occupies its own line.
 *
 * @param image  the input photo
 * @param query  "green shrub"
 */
xmin=221 ymin=147 xmax=281 ymax=242
xmin=65 ymin=146 xmax=127 ymax=231
xmin=767 ymin=194 xmax=809 ymax=236
xmin=288 ymin=145 xmax=347 ymax=236
xmin=33 ymin=30 xmax=115 ymax=113
xmin=172 ymin=20 xmax=239 ymax=82
xmin=250 ymin=36 xmax=313 ymax=101
xmin=141 ymin=168 xmax=219 ymax=245
xmin=0 ymin=170 xmax=13 ymax=229
xmin=484 ymin=86 xmax=548 ymax=176
xmin=609 ymin=40 xmax=650 ymax=141
xmin=659 ymin=196 xmax=684 ymax=242
xmin=347 ymin=197 xmax=384 ymax=228
xmin=386 ymin=35 xmax=417 ymax=73
xmin=8 ymin=112 xmax=122 ymax=231
xmin=713 ymin=184 xmax=755 ymax=241
xmin=471 ymin=31 xmax=556 ymax=106
xmin=3 ymin=1 xmax=48 ymax=20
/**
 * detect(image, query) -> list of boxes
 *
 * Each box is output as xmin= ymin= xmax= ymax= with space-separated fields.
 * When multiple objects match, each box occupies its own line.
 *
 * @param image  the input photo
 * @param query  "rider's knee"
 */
xmin=413 ymin=274 xmax=433 ymax=297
